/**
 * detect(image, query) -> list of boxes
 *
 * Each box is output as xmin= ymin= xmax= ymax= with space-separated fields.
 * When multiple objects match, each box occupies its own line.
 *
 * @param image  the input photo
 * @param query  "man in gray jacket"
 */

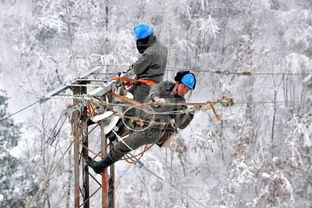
xmin=85 ymin=71 xmax=197 ymax=174
xmin=129 ymin=24 xmax=168 ymax=102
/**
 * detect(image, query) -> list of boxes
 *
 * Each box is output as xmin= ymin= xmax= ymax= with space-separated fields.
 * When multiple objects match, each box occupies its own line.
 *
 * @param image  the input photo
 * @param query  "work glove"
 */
xmin=151 ymin=96 xmax=166 ymax=107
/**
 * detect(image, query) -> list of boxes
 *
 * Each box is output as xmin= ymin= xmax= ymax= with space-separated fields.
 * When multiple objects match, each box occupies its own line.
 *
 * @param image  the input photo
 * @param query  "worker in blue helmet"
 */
xmin=128 ymin=24 xmax=168 ymax=103
xmin=85 ymin=71 xmax=198 ymax=174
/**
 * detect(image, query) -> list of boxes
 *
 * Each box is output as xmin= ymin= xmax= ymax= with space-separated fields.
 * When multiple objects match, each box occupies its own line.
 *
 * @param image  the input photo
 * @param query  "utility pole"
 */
xmin=41 ymin=66 xmax=130 ymax=208
xmin=100 ymin=122 xmax=109 ymax=208
xmin=108 ymin=144 xmax=115 ymax=208
xmin=71 ymin=86 xmax=83 ymax=208
xmin=81 ymin=84 xmax=90 ymax=208
xmin=104 ymin=2 xmax=116 ymax=206
xmin=71 ymin=81 xmax=89 ymax=208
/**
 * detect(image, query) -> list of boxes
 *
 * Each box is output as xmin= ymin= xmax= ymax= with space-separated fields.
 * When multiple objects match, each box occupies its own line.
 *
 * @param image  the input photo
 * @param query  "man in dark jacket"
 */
xmin=129 ymin=24 xmax=168 ymax=103
xmin=85 ymin=71 xmax=198 ymax=174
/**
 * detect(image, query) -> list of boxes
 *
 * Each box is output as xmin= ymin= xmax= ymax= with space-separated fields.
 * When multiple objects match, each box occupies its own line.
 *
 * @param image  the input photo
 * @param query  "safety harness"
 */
xmin=111 ymin=77 xmax=158 ymax=87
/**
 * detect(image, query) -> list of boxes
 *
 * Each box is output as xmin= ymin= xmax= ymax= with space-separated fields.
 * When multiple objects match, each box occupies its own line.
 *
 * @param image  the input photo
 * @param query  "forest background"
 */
xmin=0 ymin=0 xmax=311 ymax=207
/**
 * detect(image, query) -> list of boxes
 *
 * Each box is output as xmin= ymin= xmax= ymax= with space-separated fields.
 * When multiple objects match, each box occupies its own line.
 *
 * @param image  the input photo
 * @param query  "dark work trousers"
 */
xmin=109 ymin=126 xmax=162 ymax=161
xmin=126 ymin=82 xmax=152 ymax=117
xmin=128 ymin=82 xmax=151 ymax=103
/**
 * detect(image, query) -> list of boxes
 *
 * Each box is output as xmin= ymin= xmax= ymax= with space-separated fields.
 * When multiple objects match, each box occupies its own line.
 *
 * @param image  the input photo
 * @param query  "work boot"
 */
xmin=84 ymin=155 xmax=115 ymax=174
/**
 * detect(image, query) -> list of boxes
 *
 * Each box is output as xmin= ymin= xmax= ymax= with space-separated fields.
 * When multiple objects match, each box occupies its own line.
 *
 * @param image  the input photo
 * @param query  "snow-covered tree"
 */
xmin=0 ymin=90 xmax=38 ymax=207
xmin=1 ymin=0 xmax=312 ymax=207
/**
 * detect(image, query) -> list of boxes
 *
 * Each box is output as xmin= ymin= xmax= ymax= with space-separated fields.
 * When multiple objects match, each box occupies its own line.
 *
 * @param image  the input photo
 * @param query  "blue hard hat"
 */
xmin=181 ymin=73 xmax=196 ymax=90
xmin=133 ymin=24 xmax=153 ymax=40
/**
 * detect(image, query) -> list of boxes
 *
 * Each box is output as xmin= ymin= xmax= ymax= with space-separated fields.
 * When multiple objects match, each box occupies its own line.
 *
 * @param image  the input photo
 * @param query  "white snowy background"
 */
xmin=0 ymin=0 xmax=311 ymax=208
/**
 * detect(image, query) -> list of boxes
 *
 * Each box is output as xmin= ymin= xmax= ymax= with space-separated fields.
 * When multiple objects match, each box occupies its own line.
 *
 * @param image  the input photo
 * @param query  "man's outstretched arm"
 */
xmin=174 ymin=106 xmax=194 ymax=129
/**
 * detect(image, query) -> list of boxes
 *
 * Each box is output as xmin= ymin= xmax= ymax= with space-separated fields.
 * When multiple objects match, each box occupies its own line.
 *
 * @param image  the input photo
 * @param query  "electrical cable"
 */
xmin=99 ymin=64 xmax=312 ymax=76
xmin=111 ymin=129 xmax=209 ymax=208
xmin=0 ymin=99 xmax=41 ymax=123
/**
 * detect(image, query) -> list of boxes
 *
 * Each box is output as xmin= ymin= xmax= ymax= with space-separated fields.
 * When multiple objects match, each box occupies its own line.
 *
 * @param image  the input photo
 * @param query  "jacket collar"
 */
xmin=136 ymin=34 xmax=157 ymax=54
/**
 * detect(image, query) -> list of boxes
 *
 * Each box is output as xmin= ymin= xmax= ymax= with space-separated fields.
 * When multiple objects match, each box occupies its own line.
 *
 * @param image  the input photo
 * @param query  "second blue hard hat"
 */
xmin=133 ymin=24 xmax=153 ymax=40
xmin=181 ymin=73 xmax=196 ymax=90
xmin=174 ymin=71 xmax=196 ymax=90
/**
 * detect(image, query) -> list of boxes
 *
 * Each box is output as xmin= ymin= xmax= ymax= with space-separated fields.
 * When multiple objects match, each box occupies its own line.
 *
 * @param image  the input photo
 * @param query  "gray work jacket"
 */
xmin=141 ymin=81 xmax=194 ymax=130
xmin=133 ymin=39 xmax=168 ymax=82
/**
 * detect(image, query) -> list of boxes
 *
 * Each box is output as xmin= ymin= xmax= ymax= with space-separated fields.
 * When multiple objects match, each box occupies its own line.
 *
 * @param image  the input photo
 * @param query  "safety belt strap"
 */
xmin=111 ymin=77 xmax=158 ymax=86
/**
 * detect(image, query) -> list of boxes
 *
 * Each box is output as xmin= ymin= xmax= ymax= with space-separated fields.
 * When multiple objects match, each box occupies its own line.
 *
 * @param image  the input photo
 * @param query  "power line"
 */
xmin=135 ymin=160 xmax=209 ymax=208
xmin=50 ymin=94 xmax=309 ymax=105
xmin=1 ymin=64 xmax=309 ymax=124
xmin=96 ymin=65 xmax=312 ymax=76
xmin=233 ymin=101 xmax=307 ymax=105
xmin=252 ymin=72 xmax=312 ymax=76
xmin=0 ymin=99 xmax=41 ymax=123
xmin=26 ymin=139 xmax=74 ymax=208
xmin=0 ymin=95 xmax=308 ymax=124
xmin=166 ymin=67 xmax=312 ymax=76
xmin=113 ymin=132 xmax=209 ymax=208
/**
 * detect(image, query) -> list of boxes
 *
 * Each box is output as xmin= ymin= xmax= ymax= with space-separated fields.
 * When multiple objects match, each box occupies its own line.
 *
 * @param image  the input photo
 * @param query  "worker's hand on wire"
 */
xmin=193 ymin=105 xmax=201 ymax=112
xmin=152 ymin=96 xmax=166 ymax=107
xmin=189 ymin=105 xmax=201 ymax=114
xmin=154 ymin=97 xmax=166 ymax=104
